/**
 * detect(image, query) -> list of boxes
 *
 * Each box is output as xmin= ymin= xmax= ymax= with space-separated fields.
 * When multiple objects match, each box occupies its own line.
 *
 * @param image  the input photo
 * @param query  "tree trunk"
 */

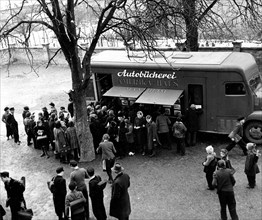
xmin=186 ymin=23 xmax=199 ymax=51
xmin=183 ymin=0 xmax=199 ymax=51
xmin=74 ymin=88 xmax=95 ymax=162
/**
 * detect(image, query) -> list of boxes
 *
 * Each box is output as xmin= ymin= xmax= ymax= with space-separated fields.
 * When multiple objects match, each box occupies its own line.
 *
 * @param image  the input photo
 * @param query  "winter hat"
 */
xmin=246 ymin=143 xmax=255 ymax=151
xmin=206 ymin=145 xmax=214 ymax=154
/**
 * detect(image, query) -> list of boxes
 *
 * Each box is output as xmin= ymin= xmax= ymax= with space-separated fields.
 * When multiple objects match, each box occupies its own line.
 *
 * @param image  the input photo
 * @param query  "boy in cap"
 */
xmin=212 ymin=160 xmax=239 ymax=220
xmin=52 ymin=167 xmax=67 ymax=220
xmin=110 ymin=163 xmax=131 ymax=220
xmin=244 ymin=143 xmax=260 ymax=188
xmin=226 ymin=116 xmax=247 ymax=156
xmin=2 ymin=107 xmax=12 ymax=140
xmin=87 ymin=167 xmax=107 ymax=220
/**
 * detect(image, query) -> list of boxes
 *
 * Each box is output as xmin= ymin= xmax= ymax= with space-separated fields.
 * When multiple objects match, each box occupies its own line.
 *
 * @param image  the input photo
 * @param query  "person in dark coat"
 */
xmin=42 ymin=107 xmax=50 ymax=121
xmin=0 ymin=171 xmax=25 ymax=220
xmin=23 ymin=112 xmax=34 ymax=146
xmin=117 ymin=113 xmax=127 ymax=158
xmin=133 ymin=111 xmax=146 ymax=153
xmin=145 ymin=115 xmax=159 ymax=157
xmin=52 ymin=167 xmax=67 ymax=220
xmin=22 ymin=106 xmax=30 ymax=120
xmin=212 ymin=160 xmax=239 ymax=220
xmin=125 ymin=119 xmax=135 ymax=156
xmin=110 ymin=163 xmax=131 ymax=220
xmin=172 ymin=117 xmax=187 ymax=156
xmin=2 ymin=107 xmax=12 ymax=140
xmin=68 ymin=99 xmax=74 ymax=118
xmin=89 ymin=114 xmax=104 ymax=153
xmin=34 ymin=120 xmax=50 ymax=158
xmin=87 ymin=167 xmax=107 ymax=220
xmin=226 ymin=116 xmax=247 ymax=155
xmin=49 ymin=113 xmax=56 ymax=151
xmin=184 ymin=104 xmax=203 ymax=146
xmin=66 ymin=121 xmax=80 ymax=161
xmin=244 ymin=143 xmax=260 ymax=188
xmin=7 ymin=107 xmax=21 ymax=145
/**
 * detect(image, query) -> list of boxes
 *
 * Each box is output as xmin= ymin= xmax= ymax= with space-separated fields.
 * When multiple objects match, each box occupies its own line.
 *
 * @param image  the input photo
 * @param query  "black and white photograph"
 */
xmin=0 ymin=0 xmax=262 ymax=220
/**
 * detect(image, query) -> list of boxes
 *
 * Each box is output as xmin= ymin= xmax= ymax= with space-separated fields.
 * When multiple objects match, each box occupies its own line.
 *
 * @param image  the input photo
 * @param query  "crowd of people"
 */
xmin=1 ymin=99 xmax=261 ymax=220
xmin=1 ymin=161 xmax=131 ymax=220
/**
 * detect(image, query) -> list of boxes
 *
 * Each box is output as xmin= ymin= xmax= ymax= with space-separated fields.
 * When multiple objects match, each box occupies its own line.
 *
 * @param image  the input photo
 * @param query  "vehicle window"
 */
xmin=188 ymin=84 xmax=203 ymax=107
xmin=225 ymin=83 xmax=246 ymax=95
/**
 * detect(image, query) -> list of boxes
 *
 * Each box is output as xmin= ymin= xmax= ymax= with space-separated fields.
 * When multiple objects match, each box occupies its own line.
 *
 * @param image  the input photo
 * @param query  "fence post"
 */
xmin=42 ymin=42 xmax=50 ymax=62
xmin=232 ymin=41 xmax=242 ymax=52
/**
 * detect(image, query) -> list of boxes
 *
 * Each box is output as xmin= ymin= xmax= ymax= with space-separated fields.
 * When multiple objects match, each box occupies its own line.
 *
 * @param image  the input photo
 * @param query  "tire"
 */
xmin=244 ymin=121 xmax=262 ymax=144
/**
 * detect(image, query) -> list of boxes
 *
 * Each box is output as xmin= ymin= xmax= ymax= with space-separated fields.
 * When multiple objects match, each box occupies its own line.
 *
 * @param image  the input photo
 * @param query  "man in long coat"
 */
xmin=87 ymin=167 xmax=107 ymax=220
xmin=52 ymin=167 xmax=67 ymax=220
xmin=110 ymin=163 xmax=131 ymax=220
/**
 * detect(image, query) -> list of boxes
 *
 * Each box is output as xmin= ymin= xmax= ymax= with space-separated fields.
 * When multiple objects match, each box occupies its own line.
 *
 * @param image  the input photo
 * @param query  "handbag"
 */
xmin=47 ymin=176 xmax=56 ymax=193
xmin=17 ymin=208 xmax=33 ymax=220
xmin=70 ymin=197 xmax=85 ymax=215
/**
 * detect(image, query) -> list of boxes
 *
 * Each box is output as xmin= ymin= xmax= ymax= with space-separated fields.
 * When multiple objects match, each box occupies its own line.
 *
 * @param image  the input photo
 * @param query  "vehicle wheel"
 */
xmin=244 ymin=121 xmax=262 ymax=144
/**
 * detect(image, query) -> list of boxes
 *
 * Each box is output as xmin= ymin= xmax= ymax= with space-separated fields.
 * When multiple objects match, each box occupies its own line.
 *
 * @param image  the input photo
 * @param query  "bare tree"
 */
xmin=0 ymin=0 xmax=166 ymax=161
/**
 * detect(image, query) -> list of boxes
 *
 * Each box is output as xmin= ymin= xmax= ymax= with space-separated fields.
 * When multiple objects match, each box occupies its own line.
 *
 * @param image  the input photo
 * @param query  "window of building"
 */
xmin=225 ymin=83 xmax=246 ymax=95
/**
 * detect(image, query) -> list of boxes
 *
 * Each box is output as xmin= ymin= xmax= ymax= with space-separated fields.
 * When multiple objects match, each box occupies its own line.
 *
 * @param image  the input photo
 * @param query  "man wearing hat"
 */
xmin=0 ymin=171 xmax=25 ymax=220
xmin=2 ymin=107 xmax=12 ymax=140
xmin=110 ymin=163 xmax=131 ymax=220
xmin=6 ymin=107 xmax=20 ymax=145
xmin=52 ymin=167 xmax=67 ymax=220
xmin=212 ymin=160 xmax=239 ymax=220
xmin=226 ymin=116 xmax=247 ymax=156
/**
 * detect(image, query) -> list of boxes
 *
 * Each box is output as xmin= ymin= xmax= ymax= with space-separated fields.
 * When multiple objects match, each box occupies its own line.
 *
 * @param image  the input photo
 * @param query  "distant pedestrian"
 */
xmin=117 ymin=112 xmax=127 ymax=158
xmin=87 ymin=167 xmax=107 ymax=220
xmin=69 ymin=160 xmax=89 ymax=219
xmin=7 ymin=107 xmax=20 ymax=145
xmin=145 ymin=115 xmax=159 ymax=157
xmin=133 ymin=111 xmax=146 ymax=153
xmin=66 ymin=121 xmax=80 ymax=161
xmin=2 ymin=107 xmax=12 ymax=140
xmin=42 ymin=107 xmax=49 ymax=121
xmin=172 ymin=117 xmax=187 ymax=156
xmin=244 ymin=143 xmax=260 ymax=188
xmin=22 ymin=106 xmax=30 ymax=120
xmin=218 ymin=149 xmax=235 ymax=174
xmin=156 ymin=108 xmax=171 ymax=150
xmin=0 ymin=171 xmax=25 ymax=220
xmin=212 ymin=160 xmax=239 ymax=220
xmin=202 ymin=145 xmax=217 ymax=190
xmin=52 ymin=167 xmax=67 ymax=220
xmin=110 ymin=163 xmax=131 ymax=220
xmin=65 ymin=181 xmax=86 ymax=220
xmin=23 ymin=112 xmax=34 ymax=146
xmin=125 ymin=119 xmax=135 ymax=156
xmin=97 ymin=134 xmax=116 ymax=183
xmin=49 ymin=102 xmax=58 ymax=118
xmin=34 ymin=119 xmax=50 ymax=158
xmin=226 ymin=117 xmax=247 ymax=156
xmin=49 ymin=113 xmax=57 ymax=151
xmin=184 ymin=104 xmax=203 ymax=146
xmin=54 ymin=121 xmax=69 ymax=163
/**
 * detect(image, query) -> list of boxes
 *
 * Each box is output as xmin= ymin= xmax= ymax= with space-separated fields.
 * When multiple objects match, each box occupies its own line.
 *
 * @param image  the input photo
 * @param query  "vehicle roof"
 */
xmin=91 ymin=50 xmax=259 ymax=78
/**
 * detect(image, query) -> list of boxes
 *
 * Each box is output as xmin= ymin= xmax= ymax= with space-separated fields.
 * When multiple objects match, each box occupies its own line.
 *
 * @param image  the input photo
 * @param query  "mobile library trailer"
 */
xmin=90 ymin=50 xmax=262 ymax=144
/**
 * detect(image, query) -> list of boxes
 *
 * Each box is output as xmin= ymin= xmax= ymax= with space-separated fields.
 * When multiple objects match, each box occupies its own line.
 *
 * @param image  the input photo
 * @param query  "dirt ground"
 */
xmin=0 ymin=64 xmax=261 ymax=220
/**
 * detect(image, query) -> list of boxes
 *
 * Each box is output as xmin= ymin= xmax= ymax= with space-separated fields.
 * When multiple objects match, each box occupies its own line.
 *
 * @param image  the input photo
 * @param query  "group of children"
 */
xmin=203 ymin=142 xmax=260 ymax=190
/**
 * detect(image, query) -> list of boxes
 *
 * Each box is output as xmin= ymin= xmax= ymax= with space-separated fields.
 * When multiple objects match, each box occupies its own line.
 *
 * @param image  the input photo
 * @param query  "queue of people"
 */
xmin=2 ymin=102 xmax=79 ymax=163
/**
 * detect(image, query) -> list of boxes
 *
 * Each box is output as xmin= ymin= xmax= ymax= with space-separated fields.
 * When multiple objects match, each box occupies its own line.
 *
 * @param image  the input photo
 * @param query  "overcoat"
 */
xmin=89 ymin=175 xmax=107 ymax=220
xmin=146 ymin=121 xmax=159 ymax=150
xmin=110 ymin=172 xmax=131 ymax=219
